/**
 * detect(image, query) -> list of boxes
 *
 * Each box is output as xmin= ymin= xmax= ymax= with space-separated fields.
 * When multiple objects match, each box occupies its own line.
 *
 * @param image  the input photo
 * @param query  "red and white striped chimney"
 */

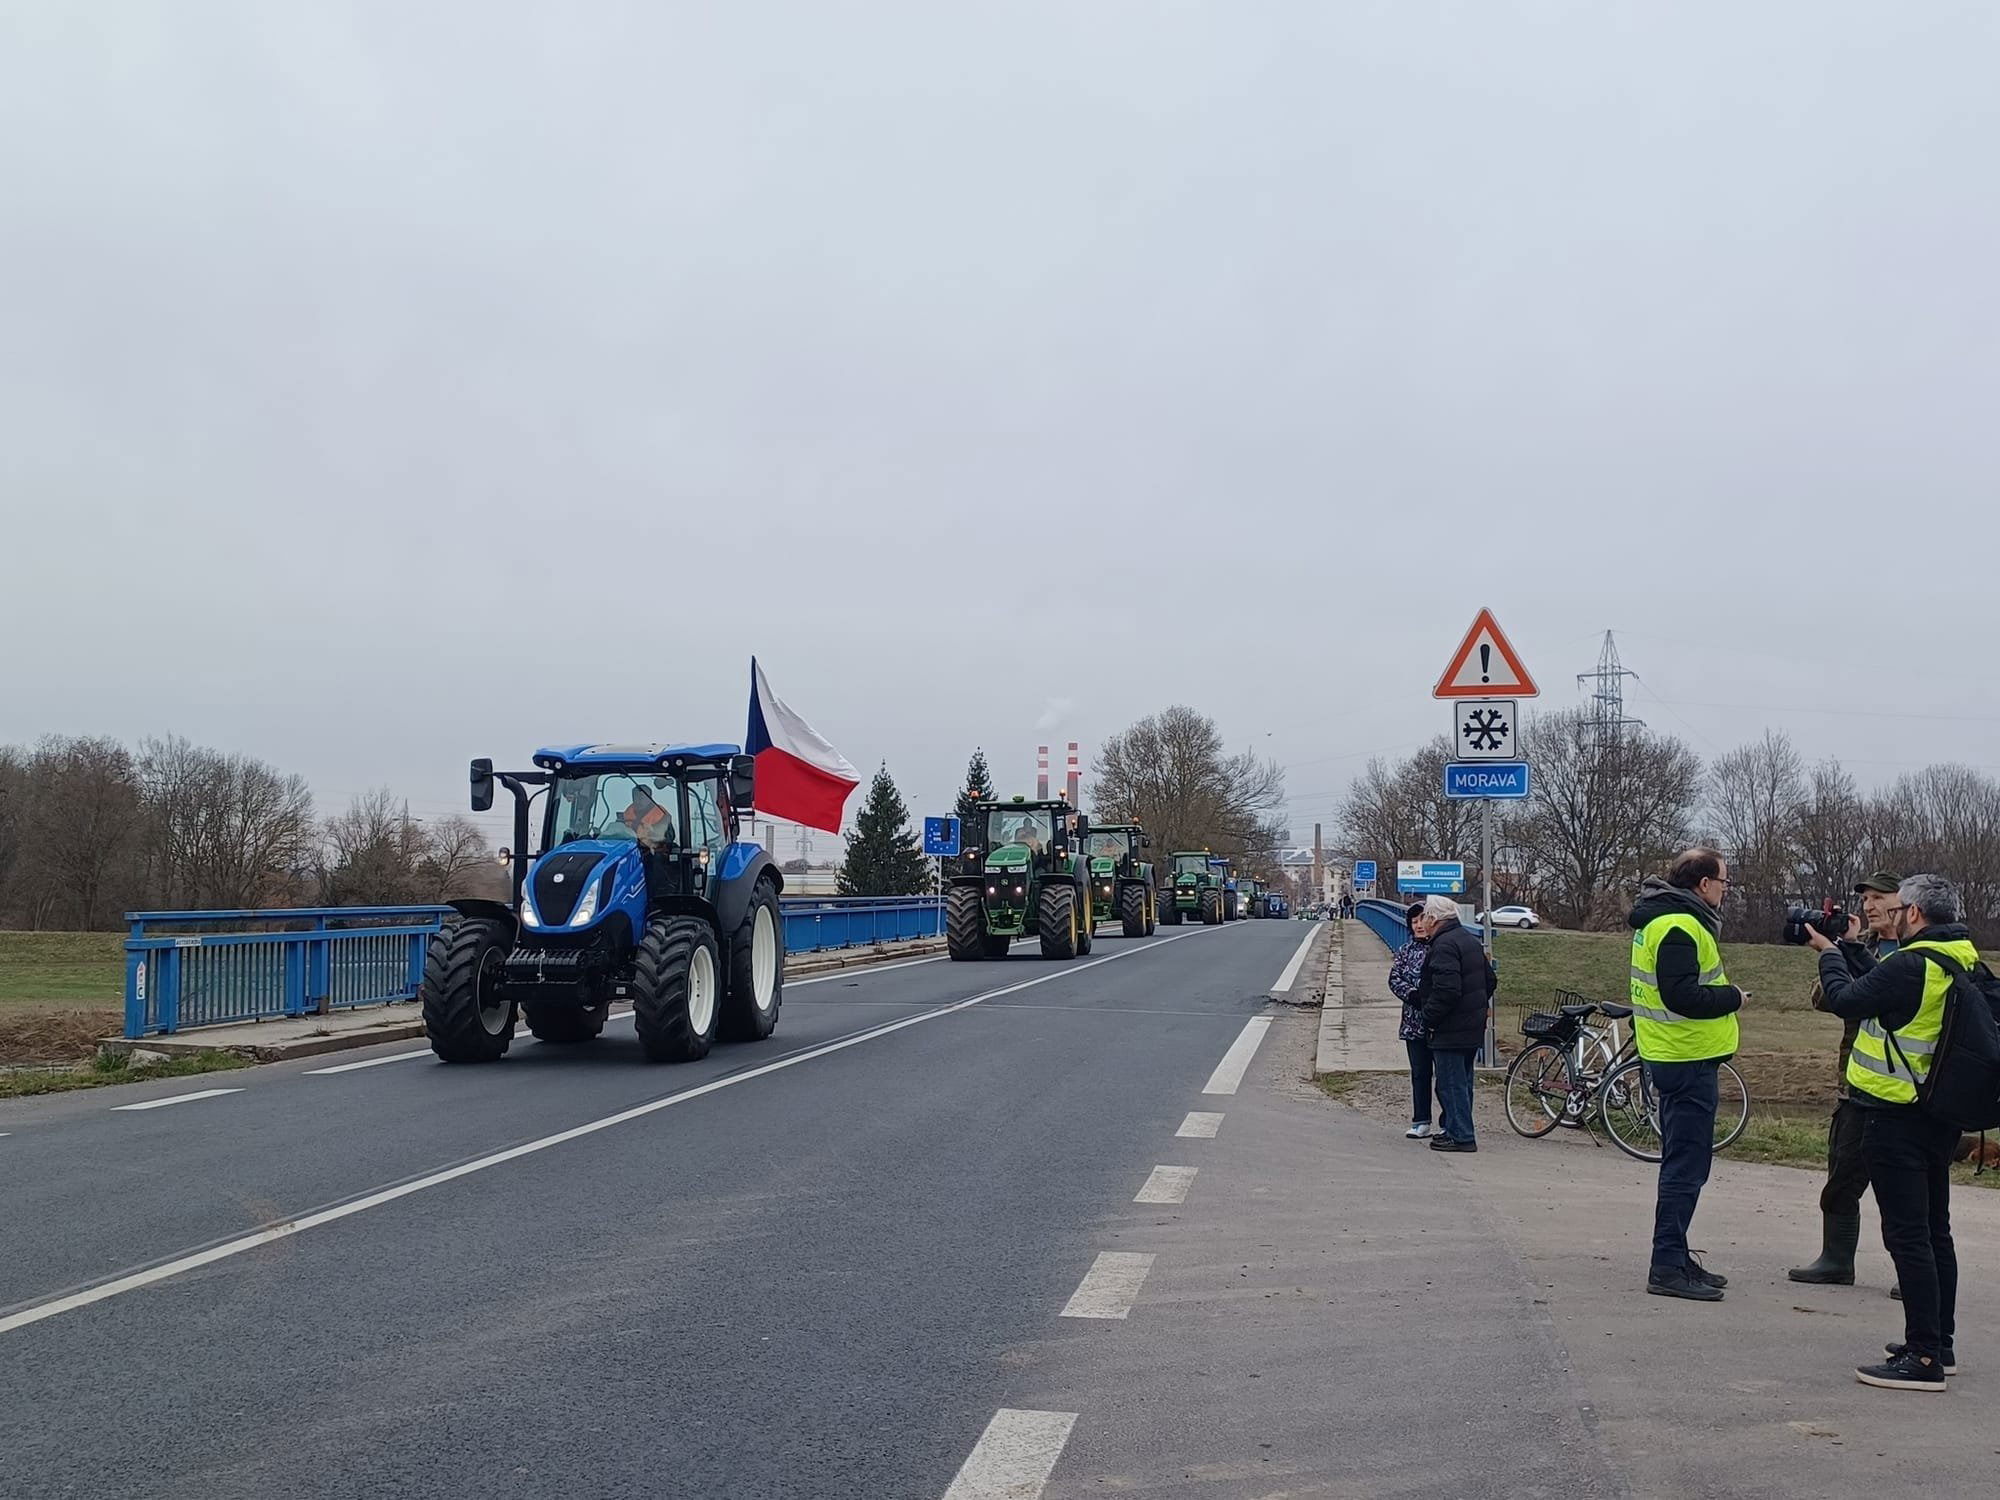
xmin=1036 ymin=745 xmax=1049 ymax=800
xmin=1065 ymin=742 xmax=1080 ymax=806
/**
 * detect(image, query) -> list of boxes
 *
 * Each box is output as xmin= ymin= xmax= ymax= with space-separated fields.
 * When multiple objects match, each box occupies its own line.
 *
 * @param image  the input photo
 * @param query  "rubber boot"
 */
xmin=1788 ymin=1209 xmax=1860 ymax=1285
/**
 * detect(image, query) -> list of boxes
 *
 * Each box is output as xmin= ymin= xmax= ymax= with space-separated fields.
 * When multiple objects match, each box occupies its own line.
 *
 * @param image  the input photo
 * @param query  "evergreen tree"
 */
xmin=837 ymin=763 xmax=930 ymax=895
xmin=954 ymin=747 xmax=997 ymax=871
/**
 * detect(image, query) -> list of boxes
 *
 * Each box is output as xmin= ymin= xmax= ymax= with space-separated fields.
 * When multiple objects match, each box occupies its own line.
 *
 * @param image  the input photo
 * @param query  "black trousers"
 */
xmin=1649 ymin=1059 xmax=1719 ymax=1271
xmin=1862 ymin=1106 xmax=1960 ymax=1356
xmin=1821 ymin=1098 xmax=1873 ymax=1215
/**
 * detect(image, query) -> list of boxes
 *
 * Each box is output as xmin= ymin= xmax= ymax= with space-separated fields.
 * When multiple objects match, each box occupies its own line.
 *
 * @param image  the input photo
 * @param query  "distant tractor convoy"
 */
xmin=422 ymin=744 xmax=784 ymax=1065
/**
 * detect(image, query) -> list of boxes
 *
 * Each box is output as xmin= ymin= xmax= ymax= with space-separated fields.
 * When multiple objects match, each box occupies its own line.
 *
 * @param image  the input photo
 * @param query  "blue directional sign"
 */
xmin=922 ymin=816 xmax=961 ymax=857
xmin=1397 ymin=860 xmax=1465 ymax=895
xmin=1354 ymin=860 xmax=1378 ymax=886
xmin=1444 ymin=761 xmax=1532 ymax=800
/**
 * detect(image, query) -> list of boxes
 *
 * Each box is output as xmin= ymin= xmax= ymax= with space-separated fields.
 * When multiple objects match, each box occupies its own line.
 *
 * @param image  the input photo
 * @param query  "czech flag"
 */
xmin=745 ymin=658 xmax=859 ymax=833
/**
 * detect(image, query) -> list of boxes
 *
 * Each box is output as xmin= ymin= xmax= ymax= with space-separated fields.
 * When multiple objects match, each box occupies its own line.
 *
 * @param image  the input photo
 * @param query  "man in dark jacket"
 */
xmin=1416 ymin=894 xmax=1494 ymax=1152
xmin=1628 ymin=850 xmax=1745 ymax=1301
xmin=1807 ymin=873 xmax=1973 ymax=1393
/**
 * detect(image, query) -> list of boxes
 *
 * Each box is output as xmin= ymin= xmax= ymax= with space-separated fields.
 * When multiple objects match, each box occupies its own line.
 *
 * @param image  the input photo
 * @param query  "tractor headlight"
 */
xmin=568 ymin=876 xmax=603 ymax=928
xmin=521 ymin=894 xmax=541 ymax=928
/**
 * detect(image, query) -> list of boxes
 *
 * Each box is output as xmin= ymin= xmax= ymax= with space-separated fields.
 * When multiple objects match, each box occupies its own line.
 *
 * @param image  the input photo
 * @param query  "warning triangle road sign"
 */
xmin=1433 ymin=608 xmax=1540 ymax=699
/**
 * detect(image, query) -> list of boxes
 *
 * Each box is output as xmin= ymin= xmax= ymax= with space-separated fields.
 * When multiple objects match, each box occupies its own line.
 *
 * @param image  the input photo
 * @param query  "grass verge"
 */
xmin=0 ymin=1050 xmax=252 ymax=1101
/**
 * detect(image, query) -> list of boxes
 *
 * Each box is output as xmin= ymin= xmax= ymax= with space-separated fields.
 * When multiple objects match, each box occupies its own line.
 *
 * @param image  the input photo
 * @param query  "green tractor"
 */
xmin=1243 ymin=876 xmax=1270 ymax=919
xmin=1161 ymin=849 xmax=1227 ymax=926
xmin=1084 ymin=822 xmax=1158 ymax=937
xmin=946 ymin=796 xmax=1098 ymax=960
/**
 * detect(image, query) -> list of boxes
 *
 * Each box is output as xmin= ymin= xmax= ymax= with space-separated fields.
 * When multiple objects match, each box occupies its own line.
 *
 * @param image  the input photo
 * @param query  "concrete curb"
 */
xmin=1312 ymin=921 xmax=1345 ymax=1075
xmin=101 ymin=936 xmax=953 ymax=1065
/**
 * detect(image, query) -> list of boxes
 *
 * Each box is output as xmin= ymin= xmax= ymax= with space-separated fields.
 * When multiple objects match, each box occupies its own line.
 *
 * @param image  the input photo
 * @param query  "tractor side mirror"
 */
xmin=1074 ymin=814 xmax=1090 ymax=841
xmin=728 ymin=754 xmax=756 ymax=811
xmin=470 ymin=758 xmax=495 ymax=813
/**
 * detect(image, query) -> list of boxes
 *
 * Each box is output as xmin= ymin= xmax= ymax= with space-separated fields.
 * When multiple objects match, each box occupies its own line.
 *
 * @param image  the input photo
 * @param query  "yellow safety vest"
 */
xmin=1846 ymin=936 xmax=1979 ymax=1104
xmin=1630 ymin=912 xmax=1739 ymax=1063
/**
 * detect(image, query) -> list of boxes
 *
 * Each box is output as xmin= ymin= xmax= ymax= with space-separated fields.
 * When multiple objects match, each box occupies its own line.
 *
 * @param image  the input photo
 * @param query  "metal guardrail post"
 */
xmin=158 ymin=946 xmax=183 ymax=1035
xmin=123 ymin=922 xmax=148 ymax=1040
xmin=308 ymin=915 xmax=331 ymax=1017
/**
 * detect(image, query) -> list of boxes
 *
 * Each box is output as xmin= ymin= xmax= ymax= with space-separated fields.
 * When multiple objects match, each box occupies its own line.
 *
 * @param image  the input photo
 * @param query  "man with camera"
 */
xmin=1806 ymin=873 xmax=1975 ymax=1392
xmin=1788 ymin=872 xmax=1902 ymax=1287
xmin=1628 ymin=847 xmax=1744 ymax=1302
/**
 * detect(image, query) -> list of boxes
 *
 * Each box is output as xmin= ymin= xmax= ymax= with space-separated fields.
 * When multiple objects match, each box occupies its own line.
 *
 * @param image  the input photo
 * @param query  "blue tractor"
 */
xmin=420 ymin=743 xmax=786 ymax=1064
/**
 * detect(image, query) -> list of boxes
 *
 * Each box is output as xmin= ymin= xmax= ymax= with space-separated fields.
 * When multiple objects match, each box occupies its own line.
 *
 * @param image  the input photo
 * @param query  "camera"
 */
xmin=1783 ymin=900 xmax=1851 ymax=946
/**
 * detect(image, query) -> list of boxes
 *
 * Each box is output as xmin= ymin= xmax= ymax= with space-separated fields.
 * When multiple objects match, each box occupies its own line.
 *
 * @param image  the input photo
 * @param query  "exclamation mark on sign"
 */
xmin=1479 ymin=644 xmax=1491 ymax=683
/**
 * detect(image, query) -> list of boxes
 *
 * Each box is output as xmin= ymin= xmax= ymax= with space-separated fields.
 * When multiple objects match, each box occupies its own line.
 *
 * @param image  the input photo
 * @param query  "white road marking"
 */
xmin=942 ymin=1408 xmax=1078 ymax=1499
xmin=109 ymin=1088 xmax=244 ymax=1112
xmin=1175 ymin=1111 xmax=1223 ymax=1138
xmin=1060 ymin=1251 xmax=1155 ymax=1319
xmin=304 ymin=1050 xmax=428 ymax=1075
xmin=1271 ymin=921 xmax=1321 ymax=992
xmin=0 ymin=928 xmax=1204 ymax=1339
xmin=1133 ymin=1165 xmax=1197 ymax=1204
xmin=1202 ymin=1014 xmax=1272 ymax=1095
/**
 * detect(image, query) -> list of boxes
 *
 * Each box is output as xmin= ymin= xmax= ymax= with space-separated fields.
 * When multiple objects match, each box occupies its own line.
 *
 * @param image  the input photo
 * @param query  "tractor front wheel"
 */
xmin=633 ymin=915 xmax=721 ymax=1063
xmin=946 ymin=887 xmax=988 ymax=961
xmin=1039 ymin=884 xmax=1080 ymax=959
xmin=422 ymin=918 xmax=516 ymax=1063
xmin=523 ymin=1003 xmax=608 ymax=1044
xmin=1145 ymin=890 xmax=1158 ymax=935
xmin=1200 ymin=888 xmax=1223 ymax=926
xmin=721 ymin=878 xmax=784 ymax=1042
xmin=1077 ymin=892 xmax=1094 ymax=955
xmin=1119 ymin=883 xmax=1147 ymax=938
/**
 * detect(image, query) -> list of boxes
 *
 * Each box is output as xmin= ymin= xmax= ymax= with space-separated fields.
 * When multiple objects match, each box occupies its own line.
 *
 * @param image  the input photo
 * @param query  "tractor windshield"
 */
xmin=988 ymin=808 xmax=1054 ymax=855
xmin=1173 ymin=853 xmax=1210 ymax=877
xmin=551 ymin=771 xmax=683 ymax=849
xmin=1087 ymin=832 xmax=1128 ymax=861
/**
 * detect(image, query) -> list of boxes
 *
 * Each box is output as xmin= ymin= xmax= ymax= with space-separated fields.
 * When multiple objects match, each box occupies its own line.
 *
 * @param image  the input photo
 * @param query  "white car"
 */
xmin=1484 ymin=905 xmax=1541 ymax=930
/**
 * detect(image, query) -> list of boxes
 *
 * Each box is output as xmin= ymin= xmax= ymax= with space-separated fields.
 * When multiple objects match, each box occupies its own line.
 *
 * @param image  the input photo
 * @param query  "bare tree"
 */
xmin=1337 ymin=736 xmax=1482 ymax=891
xmin=318 ymin=789 xmax=432 ymax=906
xmin=14 ymin=736 xmax=147 ymax=929
xmin=1706 ymin=731 xmax=1805 ymax=941
xmin=1792 ymin=758 xmax=1864 ymax=910
xmin=1092 ymin=705 xmax=1285 ymax=863
xmin=137 ymin=736 xmax=316 ymax=910
xmin=1876 ymin=764 xmax=2000 ymax=923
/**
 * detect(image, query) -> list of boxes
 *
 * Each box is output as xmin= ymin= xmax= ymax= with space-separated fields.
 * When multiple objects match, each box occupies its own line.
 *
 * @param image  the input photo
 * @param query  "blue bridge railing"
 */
xmin=1354 ymin=897 xmax=1485 ymax=950
xmin=124 ymin=895 xmax=947 ymax=1038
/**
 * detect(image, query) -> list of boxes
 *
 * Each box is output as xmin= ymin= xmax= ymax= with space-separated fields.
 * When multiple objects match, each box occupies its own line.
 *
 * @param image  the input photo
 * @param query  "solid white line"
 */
xmin=942 ymin=1408 xmax=1078 ymax=1499
xmin=109 ymin=1088 xmax=244 ymax=1112
xmin=1059 ymin=1251 xmax=1155 ymax=1319
xmin=1175 ymin=1111 xmax=1223 ymax=1139
xmin=1271 ymin=920 xmax=1321 ymax=992
xmin=1133 ymin=1165 xmax=1197 ymax=1204
xmin=1202 ymin=1014 xmax=1271 ymax=1096
xmin=0 ymin=927 xmax=1204 ymax=1339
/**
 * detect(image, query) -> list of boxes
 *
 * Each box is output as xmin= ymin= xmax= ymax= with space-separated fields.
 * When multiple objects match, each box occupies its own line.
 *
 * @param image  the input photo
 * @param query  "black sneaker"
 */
xmin=1887 ymin=1342 xmax=1958 ymax=1376
xmin=1428 ymin=1136 xmax=1477 ymax=1152
xmin=1856 ymin=1350 xmax=1946 ymax=1391
xmin=1684 ymin=1252 xmax=1728 ymax=1290
xmin=1647 ymin=1265 xmax=1725 ymax=1302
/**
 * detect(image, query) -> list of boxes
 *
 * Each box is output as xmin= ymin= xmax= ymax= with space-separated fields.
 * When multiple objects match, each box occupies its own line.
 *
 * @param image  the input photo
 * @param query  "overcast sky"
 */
xmin=3 ymin=1 xmax=1996 ymax=849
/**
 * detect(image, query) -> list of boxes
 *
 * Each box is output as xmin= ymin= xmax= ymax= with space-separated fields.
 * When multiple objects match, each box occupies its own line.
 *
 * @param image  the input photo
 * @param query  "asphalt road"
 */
xmin=1 ymin=919 xmax=1330 ymax=1499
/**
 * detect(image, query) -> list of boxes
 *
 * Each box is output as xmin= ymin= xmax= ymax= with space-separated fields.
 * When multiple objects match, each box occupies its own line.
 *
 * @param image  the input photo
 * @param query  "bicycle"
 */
xmin=1503 ymin=995 xmax=1750 ymax=1161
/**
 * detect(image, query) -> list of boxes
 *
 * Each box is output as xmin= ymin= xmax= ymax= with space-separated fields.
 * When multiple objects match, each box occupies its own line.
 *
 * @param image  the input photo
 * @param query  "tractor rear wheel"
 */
xmin=1119 ymin=883 xmax=1147 ymax=938
xmin=721 ymin=878 xmax=784 ymax=1042
xmin=633 ymin=915 xmax=721 ymax=1063
xmin=422 ymin=918 xmax=516 ymax=1063
xmin=523 ymin=1003 xmax=608 ymax=1044
xmin=1200 ymin=888 xmax=1222 ymax=926
xmin=1077 ymin=892 xmax=1094 ymax=955
xmin=946 ymin=887 xmax=988 ymax=961
xmin=1039 ymin=884 xmax=1080 ymax=959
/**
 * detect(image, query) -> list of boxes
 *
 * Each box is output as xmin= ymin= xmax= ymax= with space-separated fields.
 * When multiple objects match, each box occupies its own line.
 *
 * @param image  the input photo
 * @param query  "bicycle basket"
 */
xmin=1521 ymin=1011 xmax=1580 ymax=1043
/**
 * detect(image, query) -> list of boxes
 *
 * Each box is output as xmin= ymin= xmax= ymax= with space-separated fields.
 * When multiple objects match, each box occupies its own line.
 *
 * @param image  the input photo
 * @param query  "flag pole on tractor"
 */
xmin=746 ymin=659 xmax=860 ymax=835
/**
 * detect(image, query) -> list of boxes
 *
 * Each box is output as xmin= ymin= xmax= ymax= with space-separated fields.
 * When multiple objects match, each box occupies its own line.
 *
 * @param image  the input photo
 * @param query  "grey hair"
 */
xmin=1422 ymin=895 xmax=1460 ymax=922
xmin=1897 ymin=873 xmax=1963 ymax=926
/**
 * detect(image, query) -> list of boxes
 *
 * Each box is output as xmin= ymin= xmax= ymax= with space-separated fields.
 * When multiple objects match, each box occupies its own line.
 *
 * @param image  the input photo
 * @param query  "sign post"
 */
xmin=1434 ymin=609 xmax=1539 ymax=1066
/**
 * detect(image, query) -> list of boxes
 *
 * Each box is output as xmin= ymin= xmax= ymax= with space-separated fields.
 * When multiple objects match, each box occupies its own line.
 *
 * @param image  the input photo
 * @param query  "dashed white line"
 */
xmin=1 ymin=927 xmax=1205 ymax=1339
xmin=1271 ymin=920 xmax=1321 ymax=992
xmin=1202 ymin=1014 xmax=1271 ymax=1095
xmin=1134 ymin=1165 xmax=1197 ymax=1204
xmin=942 ymin=1408 xmax=1078 ymax=1499
xmin=1060 ymin=1250 xmax=1156 ymax=1319
xmin=109 ymin=1088 xmax=244 ymax=1112
xmin=1175 ymin=1111 xmax=1223 ymax=1139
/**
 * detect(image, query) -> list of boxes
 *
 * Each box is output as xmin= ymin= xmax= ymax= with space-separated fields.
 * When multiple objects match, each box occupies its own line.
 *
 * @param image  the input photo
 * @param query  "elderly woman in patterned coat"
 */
xmin=1388 ymin=901 xmax=1439 ymax=1138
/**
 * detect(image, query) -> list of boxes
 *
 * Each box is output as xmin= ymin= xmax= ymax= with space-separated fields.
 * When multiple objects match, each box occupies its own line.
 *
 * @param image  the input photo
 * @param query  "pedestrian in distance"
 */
xmin=1789 ymin=871 xmax=1902 ymax=1287
xmin=1628 ymin=848 xmax=1744 ymax=1302
xmin=1807 ymin=873 xmax=1976 ymax=1392
xmin=1389 ymin=901 xmax=1441 ymax=1138
xmin=1416 ymin=894 xmax=1493 ymax=1153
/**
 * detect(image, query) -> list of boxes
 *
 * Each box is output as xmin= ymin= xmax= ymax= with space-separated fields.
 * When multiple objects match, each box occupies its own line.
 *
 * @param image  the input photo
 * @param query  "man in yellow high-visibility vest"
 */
xmin=1628 ymin=847 xmax=1744 ymax=1302
xmin=1808 ymin=873 xmax=1974 ymax=1393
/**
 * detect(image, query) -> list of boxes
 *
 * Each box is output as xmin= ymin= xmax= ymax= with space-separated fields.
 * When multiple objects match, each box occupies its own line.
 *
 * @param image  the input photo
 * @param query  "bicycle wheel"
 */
xmin=1504 ymin=1042 xmax=1574 ymax=1139
xmin=1600 ymin=1057 xmax=1664 ymax=1162
xmin=1714 ymin=1061 xmax=1750 ymax=1150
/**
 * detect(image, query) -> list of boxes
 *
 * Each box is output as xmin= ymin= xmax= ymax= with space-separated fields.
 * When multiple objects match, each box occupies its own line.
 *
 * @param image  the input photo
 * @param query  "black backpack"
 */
xmin=1888 ymin=950 xmax=2000 ymax=1133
